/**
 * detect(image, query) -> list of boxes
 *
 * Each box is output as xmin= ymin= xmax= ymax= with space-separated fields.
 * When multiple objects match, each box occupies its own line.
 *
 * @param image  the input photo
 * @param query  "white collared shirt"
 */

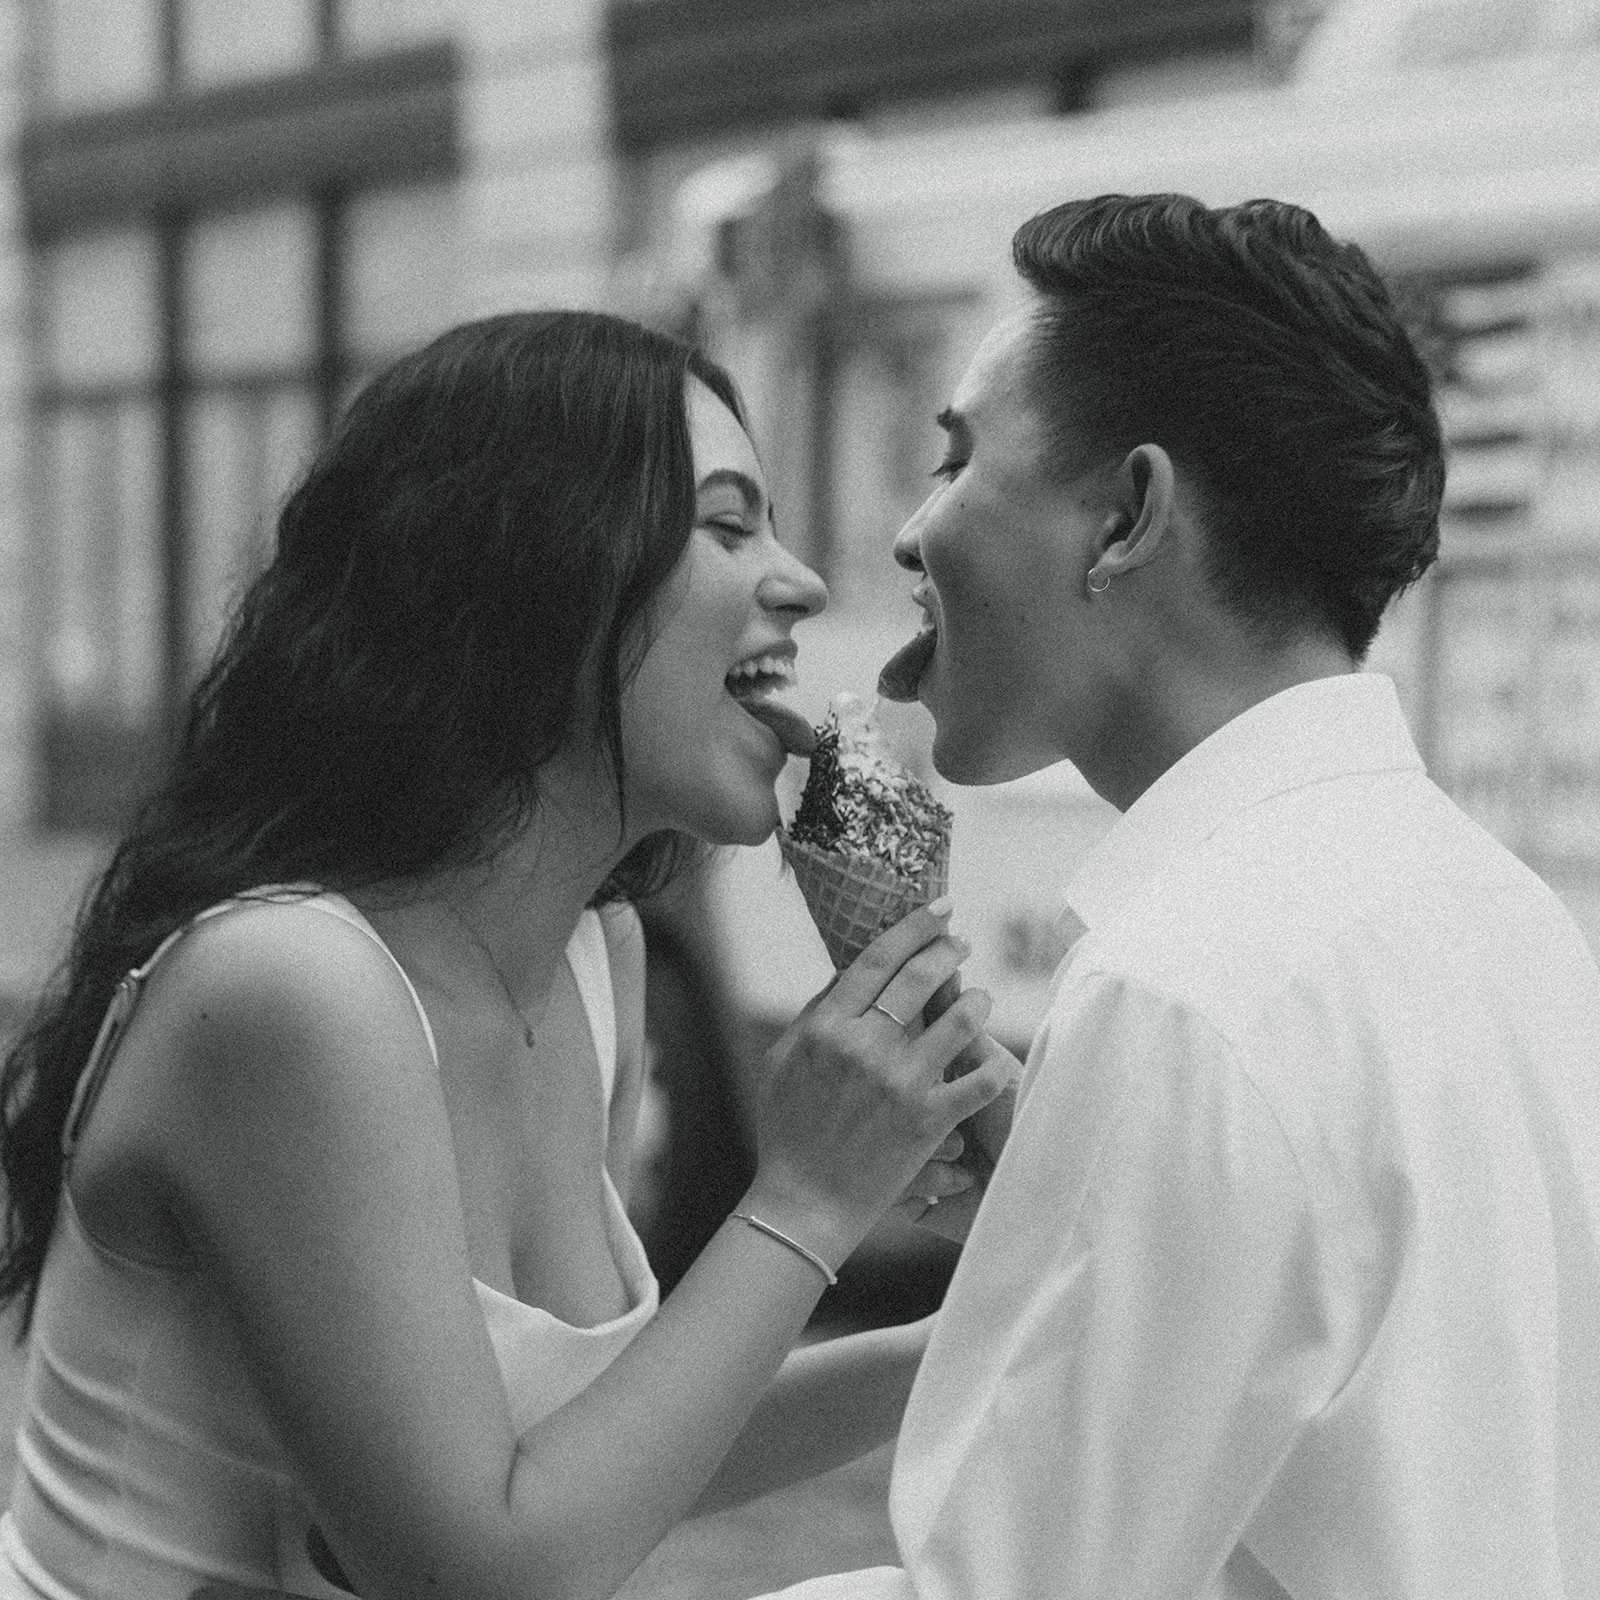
xmin=881 ymin=673 xmax=1600 ymax=1599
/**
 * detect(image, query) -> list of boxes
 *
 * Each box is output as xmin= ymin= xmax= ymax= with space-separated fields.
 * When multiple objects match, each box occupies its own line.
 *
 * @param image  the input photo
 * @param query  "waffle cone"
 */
xmin=779 ymin=832 xmax=951 ymax=969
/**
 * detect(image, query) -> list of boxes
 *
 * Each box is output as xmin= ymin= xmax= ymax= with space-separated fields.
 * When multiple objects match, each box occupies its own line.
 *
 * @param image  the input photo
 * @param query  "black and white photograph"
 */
xmin=0 ymin=2 xmax=1595 ymax=1596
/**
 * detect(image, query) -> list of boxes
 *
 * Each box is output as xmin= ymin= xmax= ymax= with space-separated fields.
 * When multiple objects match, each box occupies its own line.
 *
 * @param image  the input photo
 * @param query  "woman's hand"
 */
xmin=743 ymin=902 xmax=1011 ymax=1272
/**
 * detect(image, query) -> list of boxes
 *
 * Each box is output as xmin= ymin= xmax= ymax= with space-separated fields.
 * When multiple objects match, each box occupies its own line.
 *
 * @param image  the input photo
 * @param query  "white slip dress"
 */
xmin=0 ymin=889 xmax=658 ymax=1600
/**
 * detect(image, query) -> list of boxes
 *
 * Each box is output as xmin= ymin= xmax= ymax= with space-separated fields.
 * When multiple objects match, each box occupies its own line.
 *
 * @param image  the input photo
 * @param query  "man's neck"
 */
xmin=1093 ymin=634 xmax=1357 ymax=812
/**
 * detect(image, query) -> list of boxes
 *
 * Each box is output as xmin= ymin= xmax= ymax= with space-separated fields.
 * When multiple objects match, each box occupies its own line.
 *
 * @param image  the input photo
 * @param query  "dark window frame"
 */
xmin=607 ymin=0 xmax=1255 ymax=151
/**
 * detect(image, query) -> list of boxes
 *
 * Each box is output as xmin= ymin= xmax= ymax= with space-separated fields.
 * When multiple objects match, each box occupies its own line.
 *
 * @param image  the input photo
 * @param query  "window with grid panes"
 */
xmin=36 ymin=228 xmax=166 ymax=820
xmin=28 ymin=0 xmax=459 ymax=827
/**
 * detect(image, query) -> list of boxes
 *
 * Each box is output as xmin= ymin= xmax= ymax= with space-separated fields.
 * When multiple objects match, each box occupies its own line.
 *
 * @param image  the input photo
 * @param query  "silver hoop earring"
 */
xmin=1086 ymin=567 xmax=1111 ymax=595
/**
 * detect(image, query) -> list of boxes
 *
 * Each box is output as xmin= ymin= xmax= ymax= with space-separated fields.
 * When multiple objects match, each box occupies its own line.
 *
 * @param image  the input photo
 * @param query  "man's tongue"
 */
xmin=878 ymin=626 xmax=936 ymax=703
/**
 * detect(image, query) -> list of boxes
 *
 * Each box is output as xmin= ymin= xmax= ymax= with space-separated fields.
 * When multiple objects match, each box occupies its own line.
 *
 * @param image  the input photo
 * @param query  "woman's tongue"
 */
xmin=732 ymin=683 xmax=816 ymax=756
xmin=878 ymin=626 xmax=936 ymax=703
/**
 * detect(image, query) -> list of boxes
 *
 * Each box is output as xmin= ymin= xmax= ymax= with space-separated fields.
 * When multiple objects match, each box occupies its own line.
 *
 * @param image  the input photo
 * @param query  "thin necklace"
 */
xmin=447 ymin=904 xmax=540 ymax=1048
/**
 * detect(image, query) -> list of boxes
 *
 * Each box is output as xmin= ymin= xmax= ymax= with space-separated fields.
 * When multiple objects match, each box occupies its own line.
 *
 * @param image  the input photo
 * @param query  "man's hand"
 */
xmin=898 ymin=975 xmax=1021 ymax=1242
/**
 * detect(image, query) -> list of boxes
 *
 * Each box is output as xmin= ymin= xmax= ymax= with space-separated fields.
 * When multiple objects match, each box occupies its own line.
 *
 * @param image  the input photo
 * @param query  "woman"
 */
xmin=0 ymin=312 xmax=1006 ymax=1600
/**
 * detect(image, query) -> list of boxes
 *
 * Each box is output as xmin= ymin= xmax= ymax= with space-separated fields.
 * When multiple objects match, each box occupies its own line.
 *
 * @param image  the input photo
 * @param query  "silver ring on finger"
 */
xmin=869 ymin=1000 xmax=911 ymax=1030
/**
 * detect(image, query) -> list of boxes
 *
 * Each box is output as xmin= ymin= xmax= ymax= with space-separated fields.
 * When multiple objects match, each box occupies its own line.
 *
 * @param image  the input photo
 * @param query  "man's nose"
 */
xmin=892 ymin=508 xmax=926 ymax=572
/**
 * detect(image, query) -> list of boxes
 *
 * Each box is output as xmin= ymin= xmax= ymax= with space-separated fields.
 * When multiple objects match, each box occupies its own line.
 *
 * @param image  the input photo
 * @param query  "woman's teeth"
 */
xmin=726 ymin=654 xmax=796 ymax=697
xmin=725 ymin=656 xmax=813 ymax=754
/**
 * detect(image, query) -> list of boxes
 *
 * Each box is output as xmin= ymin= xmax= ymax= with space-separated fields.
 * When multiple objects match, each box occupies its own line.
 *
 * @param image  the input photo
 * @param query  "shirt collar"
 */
xmin=1066 ymin=673 xmax=1424 ymax=931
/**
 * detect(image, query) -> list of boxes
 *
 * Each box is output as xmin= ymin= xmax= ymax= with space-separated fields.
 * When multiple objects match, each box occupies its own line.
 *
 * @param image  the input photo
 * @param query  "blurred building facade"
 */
xmin=0 ymin=0 xmax=618 ymax=998
xmin=2 ymin=0 xmax=1600 ymax=1049
xmin=11 ymin=0 xmax=619 ymax=832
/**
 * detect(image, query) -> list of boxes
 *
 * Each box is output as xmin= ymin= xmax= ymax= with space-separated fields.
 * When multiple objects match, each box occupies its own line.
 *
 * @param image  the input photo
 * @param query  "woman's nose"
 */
xmin=761 ymin=544 xmax=829 ymax=618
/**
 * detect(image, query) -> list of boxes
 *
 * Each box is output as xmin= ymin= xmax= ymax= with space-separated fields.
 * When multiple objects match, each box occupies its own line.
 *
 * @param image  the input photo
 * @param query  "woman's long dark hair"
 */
xmin=0 ymin=310 xmax=743 ymax=1329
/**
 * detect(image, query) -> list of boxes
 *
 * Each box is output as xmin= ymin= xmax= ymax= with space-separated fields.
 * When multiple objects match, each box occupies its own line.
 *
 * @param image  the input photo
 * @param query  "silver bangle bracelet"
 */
xmin=731 ymin=1211 xmax=839 ymax=1287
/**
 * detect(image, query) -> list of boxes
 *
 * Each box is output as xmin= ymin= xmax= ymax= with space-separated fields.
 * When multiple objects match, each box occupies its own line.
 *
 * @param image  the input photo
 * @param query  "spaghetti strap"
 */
xmin=61 ymin=888 xmax=440 ymax=1166
xmin=565 ymin=909 xmax=617 ymax=1108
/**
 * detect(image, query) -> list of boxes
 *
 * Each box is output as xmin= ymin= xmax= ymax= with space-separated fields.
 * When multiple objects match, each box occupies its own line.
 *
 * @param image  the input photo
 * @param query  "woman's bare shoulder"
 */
xmin=128 ymin=898 xmax=440 ymax=1161
xmin=147 ymin=896 xmax=423 ymax=1043
xmin=76 ymin=895 xmax=447 ymax=1264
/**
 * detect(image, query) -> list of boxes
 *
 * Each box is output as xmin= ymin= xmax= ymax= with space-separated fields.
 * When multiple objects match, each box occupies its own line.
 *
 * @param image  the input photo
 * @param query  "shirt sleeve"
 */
xmin=896 ymin=968 xmax=1353 ymax=1600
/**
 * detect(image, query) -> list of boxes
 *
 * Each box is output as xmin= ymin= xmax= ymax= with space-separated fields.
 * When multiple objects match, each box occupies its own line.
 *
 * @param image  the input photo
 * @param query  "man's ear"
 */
xmin=1090 ymin=444 xmax=1176 ymax=581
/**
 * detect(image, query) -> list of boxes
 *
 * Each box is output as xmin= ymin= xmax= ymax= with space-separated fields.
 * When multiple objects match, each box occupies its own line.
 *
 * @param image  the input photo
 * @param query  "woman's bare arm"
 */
xmin=692 ymin=1316 xmax=934 ymax=1516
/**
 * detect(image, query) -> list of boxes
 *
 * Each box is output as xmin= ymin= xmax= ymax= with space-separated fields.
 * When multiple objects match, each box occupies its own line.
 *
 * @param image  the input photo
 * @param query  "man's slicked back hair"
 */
xmin=1012 ymin=193 xmax=1444 ymax=658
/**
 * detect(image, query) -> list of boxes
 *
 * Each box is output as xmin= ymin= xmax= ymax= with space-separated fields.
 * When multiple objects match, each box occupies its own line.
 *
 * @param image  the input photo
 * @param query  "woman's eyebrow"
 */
xmin=696 ymin=468 xmax=766 ymax=517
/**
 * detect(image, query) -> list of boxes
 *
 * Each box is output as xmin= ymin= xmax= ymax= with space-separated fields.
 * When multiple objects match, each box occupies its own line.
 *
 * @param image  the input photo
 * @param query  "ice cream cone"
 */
xmin=780 ymin=831 xmax=950 ymax=970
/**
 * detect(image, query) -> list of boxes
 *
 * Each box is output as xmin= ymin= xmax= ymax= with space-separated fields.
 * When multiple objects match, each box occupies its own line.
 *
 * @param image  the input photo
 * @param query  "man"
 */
xmin=773 ymin=193 xmax=1600 ymax=1598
